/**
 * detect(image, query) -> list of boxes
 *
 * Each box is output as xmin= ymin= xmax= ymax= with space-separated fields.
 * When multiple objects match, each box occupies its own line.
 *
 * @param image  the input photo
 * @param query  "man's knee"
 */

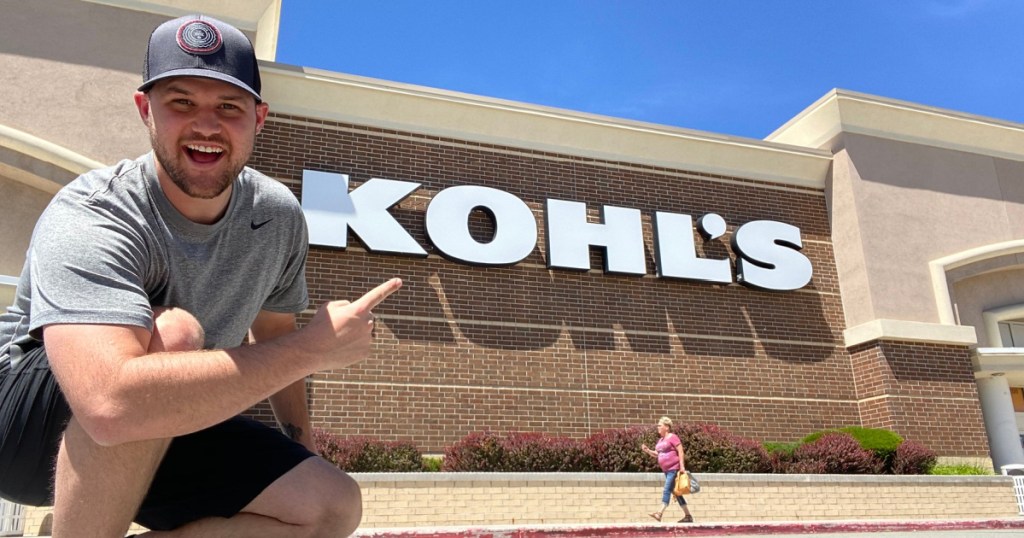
xmin=149 ymin=307 xmax=204 ymax=352
xmin=314 ymin=470 xmax=362 ymax=537
xmin=243 ymin=457 xmax=362 ymax=536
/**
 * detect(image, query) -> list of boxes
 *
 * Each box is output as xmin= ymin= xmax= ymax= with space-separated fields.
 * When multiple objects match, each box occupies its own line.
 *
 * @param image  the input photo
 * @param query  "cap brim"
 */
xmin=138 ymin=69 xmax=262 ymax=102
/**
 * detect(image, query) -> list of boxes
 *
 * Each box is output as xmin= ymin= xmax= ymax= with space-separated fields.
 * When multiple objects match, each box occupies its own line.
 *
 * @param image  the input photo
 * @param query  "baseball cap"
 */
xmin=139 ymin=14 xmax=261 ymax=102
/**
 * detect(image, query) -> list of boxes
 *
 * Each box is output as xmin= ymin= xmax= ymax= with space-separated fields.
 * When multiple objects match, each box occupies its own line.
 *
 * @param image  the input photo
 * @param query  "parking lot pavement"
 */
xmin=352 ymin=517 xmax=1024 ymax=537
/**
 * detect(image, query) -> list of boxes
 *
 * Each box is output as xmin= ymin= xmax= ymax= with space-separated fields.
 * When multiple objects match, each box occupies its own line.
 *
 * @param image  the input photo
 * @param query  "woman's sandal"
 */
xmin=648 ymin=512 xmax=662 ymax=522
xmin=678 ymin=515 xmax=694 ymax=523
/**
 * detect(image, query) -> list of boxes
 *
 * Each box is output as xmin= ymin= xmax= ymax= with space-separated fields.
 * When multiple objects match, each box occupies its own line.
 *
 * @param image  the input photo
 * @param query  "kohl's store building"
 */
xmin=4 ymin=0 xmax=1024 ymax=471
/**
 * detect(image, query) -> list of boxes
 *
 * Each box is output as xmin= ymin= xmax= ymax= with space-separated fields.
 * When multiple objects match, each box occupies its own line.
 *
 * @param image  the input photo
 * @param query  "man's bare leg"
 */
xmin=141 ymin=457 xmax=361 ymax=537
xmin=53 ymin=419 xmax=171 ymax=537
xmin=52 ymin=308 xmax=203 ymax=538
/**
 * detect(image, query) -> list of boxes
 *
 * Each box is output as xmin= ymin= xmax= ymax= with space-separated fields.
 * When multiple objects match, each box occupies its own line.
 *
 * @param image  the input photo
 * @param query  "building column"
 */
xmin=977 ymin=373 xmax=1024 ymax=471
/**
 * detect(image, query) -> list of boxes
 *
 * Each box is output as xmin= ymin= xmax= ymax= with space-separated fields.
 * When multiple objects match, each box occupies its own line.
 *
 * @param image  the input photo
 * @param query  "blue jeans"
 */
xmin=662 ymin=470 xmax=688 ymax=506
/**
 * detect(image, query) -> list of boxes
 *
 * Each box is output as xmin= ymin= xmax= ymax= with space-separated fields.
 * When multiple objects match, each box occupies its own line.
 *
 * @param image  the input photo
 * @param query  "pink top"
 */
xmin=655 ymin=433 xmax=681 ymax=472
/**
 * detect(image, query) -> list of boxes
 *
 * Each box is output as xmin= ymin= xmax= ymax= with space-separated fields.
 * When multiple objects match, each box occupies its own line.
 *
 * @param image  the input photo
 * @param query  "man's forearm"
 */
xmin=270 ymin=378 xmax=315 ymax=451
xmin=50 ymin=325 xmax=320 ymax=446
xmin=49 ymin=279 xmax=401 ymax=447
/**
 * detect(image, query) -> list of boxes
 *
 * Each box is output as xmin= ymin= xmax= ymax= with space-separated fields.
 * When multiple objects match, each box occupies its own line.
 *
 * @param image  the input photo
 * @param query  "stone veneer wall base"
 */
xmin=17 ymin=473 xmax=1021 ymax=535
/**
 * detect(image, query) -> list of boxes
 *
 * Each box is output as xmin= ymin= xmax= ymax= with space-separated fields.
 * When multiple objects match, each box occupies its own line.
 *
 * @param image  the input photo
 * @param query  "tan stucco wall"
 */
xmin=0 ymin=0 xmax=164 ymax=165
xmin=954 ymin=267 xmax=1024 ymax=347
xmin=994 ymin=158 xmax=1024 ymax=239
xmin=827 ymin=133 xmax=1024 ymax=330
xmin=1 ymin=0 xmax=282 ymax=168
xmin=0 ymin=177 xmax=52 ymax=277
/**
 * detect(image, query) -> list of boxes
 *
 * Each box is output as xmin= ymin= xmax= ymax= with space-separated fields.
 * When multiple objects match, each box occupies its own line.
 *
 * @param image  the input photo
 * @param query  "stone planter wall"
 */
xmin=17 ymin=473 xmax=1020 ymax=535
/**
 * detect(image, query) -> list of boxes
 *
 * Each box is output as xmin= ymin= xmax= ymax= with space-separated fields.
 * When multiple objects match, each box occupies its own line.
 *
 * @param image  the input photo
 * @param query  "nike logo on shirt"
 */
xmin=251 ymin=218 xmax=273 ymax=230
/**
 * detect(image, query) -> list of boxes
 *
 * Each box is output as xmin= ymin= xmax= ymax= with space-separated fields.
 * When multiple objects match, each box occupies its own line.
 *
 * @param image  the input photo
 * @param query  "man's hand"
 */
xmin=302 ymin=278 xmax=403 ymax=371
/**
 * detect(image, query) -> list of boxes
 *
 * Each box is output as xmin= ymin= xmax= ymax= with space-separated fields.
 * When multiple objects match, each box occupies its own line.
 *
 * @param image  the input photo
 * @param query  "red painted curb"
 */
xmin=355 ymin=518 xmax=1024 ymax=537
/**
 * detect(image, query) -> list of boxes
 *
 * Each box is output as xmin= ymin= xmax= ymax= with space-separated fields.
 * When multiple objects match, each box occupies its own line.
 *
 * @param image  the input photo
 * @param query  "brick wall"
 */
xmin=244 ymin=113 xmax=983 ymax=456
xmin=849 ymin=341 xmax=989 ymax=456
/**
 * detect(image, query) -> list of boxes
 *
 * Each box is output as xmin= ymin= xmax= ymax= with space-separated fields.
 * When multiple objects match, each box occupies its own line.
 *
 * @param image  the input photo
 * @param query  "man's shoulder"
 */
xmin=243 ymin=166 xmax=301 ymax=210
xmin=62 ymin=157 xmax=145 ymax=196
xmin=44 ymin=157 xmax=148 ymax=222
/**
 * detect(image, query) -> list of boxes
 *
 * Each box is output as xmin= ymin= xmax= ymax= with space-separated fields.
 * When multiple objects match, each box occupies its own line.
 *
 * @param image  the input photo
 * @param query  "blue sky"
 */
xmin=276 ymin=1 xmax=1024 ymax=140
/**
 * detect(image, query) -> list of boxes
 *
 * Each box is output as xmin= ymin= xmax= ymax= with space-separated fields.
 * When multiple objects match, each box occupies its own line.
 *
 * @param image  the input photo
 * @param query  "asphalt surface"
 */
xmin=351 ymin=518 xmax=1024 ymax=537
xmin=26 ymin=517 xmax=1024 ymax=537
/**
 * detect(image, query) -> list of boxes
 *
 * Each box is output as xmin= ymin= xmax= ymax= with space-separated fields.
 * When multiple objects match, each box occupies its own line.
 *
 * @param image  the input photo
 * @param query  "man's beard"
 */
xmin=151 ymin=134 xmax=243 ymax=200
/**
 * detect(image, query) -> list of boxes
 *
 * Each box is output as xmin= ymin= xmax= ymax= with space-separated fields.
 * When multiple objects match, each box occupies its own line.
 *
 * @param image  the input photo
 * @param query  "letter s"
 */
xmin=731 ymin=220 xmax=812 ymax=291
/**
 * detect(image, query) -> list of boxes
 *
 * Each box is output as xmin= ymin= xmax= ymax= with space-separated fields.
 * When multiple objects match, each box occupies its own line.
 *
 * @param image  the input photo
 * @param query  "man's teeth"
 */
xmin=187 ymin=145 xmax=223 ymax=153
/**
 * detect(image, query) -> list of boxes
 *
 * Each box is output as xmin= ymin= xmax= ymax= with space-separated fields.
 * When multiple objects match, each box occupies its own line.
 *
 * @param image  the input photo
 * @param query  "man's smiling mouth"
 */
xmin=185 ymin=144 xmax=224 ymax=164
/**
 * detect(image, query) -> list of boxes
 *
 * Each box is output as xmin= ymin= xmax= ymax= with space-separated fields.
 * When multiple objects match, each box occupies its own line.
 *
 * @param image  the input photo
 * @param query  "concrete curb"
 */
xmin=353 ymin=517 xmax=1024 ymax=537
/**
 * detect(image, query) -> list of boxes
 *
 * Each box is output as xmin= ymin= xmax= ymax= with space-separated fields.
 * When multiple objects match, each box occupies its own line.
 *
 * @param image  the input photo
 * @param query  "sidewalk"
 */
xmin=353 ymin=517 xmax=1024 ymax=537
xmin=20 ymin=517 xmax=1024 ymax=537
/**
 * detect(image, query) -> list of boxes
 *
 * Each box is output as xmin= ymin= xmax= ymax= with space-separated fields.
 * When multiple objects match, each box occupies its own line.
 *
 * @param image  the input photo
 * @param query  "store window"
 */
xmin=999 ymin=321 xmax=1024 ymax=347
xmin=1013 ymin=387 xmax=1024 ymax=412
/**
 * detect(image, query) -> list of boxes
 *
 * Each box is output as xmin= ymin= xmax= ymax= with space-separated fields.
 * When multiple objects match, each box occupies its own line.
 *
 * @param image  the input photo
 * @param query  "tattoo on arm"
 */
xmin=281 ymin=422 xmax=304 ymax=441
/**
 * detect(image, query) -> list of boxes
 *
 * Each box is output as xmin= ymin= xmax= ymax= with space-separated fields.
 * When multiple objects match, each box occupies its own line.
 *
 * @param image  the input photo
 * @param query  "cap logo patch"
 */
xmin=176 ymin=20 xmax=222 ymax=55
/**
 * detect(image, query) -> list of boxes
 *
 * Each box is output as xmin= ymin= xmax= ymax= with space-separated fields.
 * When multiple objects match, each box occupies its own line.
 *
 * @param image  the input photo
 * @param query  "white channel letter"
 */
xmin=425 ymin=185 xmax=538 ymax=266
xmin=301 ymin=170 xmax=427 ymax=255
xmin=731 ymin=220 xmax=813 ymax=291
xmin=653 ymin=212 xmax=732 ymax=283
xmin=545 ymin=199 xmax=646 ymax=275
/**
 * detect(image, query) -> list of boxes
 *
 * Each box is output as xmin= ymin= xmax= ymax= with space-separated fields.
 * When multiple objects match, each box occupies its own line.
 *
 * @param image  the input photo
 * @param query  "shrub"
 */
xmin=791 ymin=432 xmax=882 ymax=474
xmin=763 ymin=441 xmax=799 ymax=455
xmin=442 ymin=430 xmax=506 ymax=471
xmin=314 ymin=428 xmax=424 ymax=472
xmin=676 ymin=423 xmax=771 ymax=473
xmin=584 ymin=425 xmax=660 ymax=472
xmin=422 ymin=456 xmax=443 ymax=472
xmin=891 ymin=440 xmax=937 ymax=475
xmin=503 ymin=432 xmax=592 ymax=472
xmin=768 ymin=450 xmax=793 ymax=473
xmin=782 ymin=457 xmax=829 ymax=474
xmin=803 ymin=427 xmax=903 ymax=471
xmin=442 ymin=431 xmax=592 ymax=472
xmin=929 ymin=463 xmax=993 ymax=475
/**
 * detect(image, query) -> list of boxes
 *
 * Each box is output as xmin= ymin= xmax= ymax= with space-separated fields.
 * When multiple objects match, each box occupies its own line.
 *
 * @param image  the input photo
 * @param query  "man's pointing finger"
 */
xmin=353 ymin=278 xmax=403 ymax=312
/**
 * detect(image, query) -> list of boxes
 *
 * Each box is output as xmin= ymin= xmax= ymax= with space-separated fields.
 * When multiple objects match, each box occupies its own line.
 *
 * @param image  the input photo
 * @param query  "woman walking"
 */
xmin=641 ymin=416 xmax=694 ymax=523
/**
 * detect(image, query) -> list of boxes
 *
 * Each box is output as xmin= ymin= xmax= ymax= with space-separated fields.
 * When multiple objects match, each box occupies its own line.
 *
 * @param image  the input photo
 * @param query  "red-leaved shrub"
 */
xmin=676 ymin=423 xmax=771 ymax=473
xmin=790 ymin=432 xmax=882 ymax=474
xmin=584 ymin=426 xmax=660 ymax=472
xmin=502 ymin=432 xmax=593 ymax=472
xmin=891 ymin=440 xmax=937 ymax=474
xmin=442 ymin=431 xmax=591 ymax=471
xmin=442 ymin=430 xmax=505 ymax=471
xmin=314 ymin=428 xmax=423 ymax=472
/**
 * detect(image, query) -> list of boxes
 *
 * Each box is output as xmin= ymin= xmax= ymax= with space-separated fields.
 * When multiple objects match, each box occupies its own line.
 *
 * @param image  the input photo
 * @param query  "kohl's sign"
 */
xmin=301 ymin=170 xmax=813 ymax=291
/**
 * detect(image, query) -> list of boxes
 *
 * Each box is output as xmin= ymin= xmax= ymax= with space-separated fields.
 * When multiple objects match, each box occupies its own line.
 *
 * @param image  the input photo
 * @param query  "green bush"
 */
xmin=764 ymin=442 xmax=799 ymax=455
xmin=314 ymin=428 xmax=424 ymax=472
xmin=676 ymin=423 xmax=771 ymax=473
xmin=803 ymin=427 xmax=903 ymax=471
xmin=422 ymin=456 xmax=443 ymax=472
xmin=929 ymin=463 xmax=993 ymax=475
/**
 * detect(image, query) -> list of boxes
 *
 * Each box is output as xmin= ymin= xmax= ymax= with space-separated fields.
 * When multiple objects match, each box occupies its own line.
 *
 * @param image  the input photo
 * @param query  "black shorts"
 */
xmin=0 ymin=341 xmax=317 ymax=531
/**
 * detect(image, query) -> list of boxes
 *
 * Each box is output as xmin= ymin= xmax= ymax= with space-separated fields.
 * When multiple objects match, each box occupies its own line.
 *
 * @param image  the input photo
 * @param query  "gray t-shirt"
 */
xmin=0 ymin=153 xmax=309 ymax=367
